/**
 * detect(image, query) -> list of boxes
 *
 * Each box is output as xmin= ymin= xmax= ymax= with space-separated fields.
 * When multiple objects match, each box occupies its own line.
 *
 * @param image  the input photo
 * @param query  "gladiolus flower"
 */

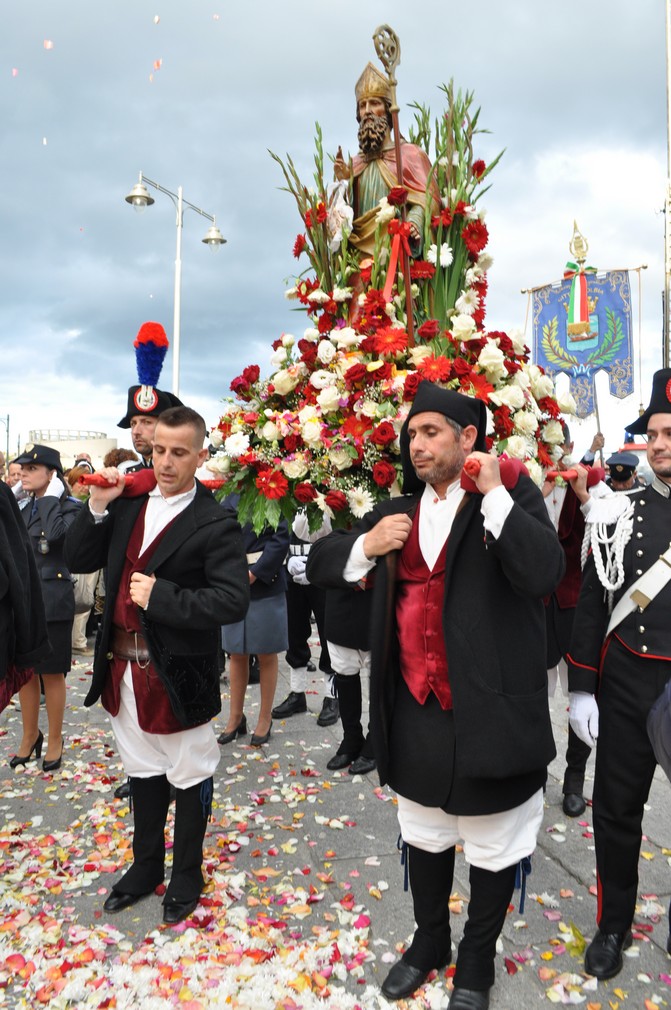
xmin=293 ymin=234 xmax=307 ymax=258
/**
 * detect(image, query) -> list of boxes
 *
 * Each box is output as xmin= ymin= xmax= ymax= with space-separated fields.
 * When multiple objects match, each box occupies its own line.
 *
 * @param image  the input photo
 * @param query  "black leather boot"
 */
xmin=104 ymin=774 xmax=171 ymax=911
xmin=163 ymin=777 xmax=212 ymax=923
xmin=381 ymin=845 xmax=454 ymax=1000
xmin=452 ymin=862 xmax=517 ymax=994
xmin=326 ymin=674 xmax=364 ymax=770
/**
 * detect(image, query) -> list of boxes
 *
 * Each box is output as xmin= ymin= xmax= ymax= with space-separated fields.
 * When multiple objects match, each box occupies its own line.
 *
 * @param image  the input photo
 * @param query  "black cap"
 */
xmin=13 ymin=443 xmax=63 ymax=472
xmin=606 ymin=451 xmax=638 ymax=480
xmin=626 ymin=368 xmax=671 ymax=435
xmin=400 ymin=381 xmax=488 ymax=494
xmin=117 ymin=387 xmax=183 ymax=429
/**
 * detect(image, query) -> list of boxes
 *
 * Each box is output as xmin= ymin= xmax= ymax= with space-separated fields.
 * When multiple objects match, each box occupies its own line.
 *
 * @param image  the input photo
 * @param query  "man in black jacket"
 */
xmin=65 ymin=406 xmax=249 ymax=925
xmin=307 ymin=382 xmax=564 ymax=1009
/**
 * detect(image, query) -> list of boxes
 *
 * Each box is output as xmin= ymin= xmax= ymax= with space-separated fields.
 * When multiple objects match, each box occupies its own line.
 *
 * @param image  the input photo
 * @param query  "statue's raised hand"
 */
xmin=334 ymin=146 xmax=350 ymax=181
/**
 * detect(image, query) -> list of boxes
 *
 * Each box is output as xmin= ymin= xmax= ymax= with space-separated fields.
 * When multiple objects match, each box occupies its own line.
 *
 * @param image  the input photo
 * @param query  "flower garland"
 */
xmin=212 ymin=81 xmax=575 ymax=532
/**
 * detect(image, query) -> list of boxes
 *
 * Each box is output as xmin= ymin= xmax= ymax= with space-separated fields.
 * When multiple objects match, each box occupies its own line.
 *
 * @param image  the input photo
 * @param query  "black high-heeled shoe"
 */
xmin=218 ymin=715 xmax=247 ymax=745
xmin=9 ymin=730 xmax=44 ymax=768
xmin=42 ymin=745 xmax=64 ymax=773
xmin=250 ymin=721 xmax=272 ymax=747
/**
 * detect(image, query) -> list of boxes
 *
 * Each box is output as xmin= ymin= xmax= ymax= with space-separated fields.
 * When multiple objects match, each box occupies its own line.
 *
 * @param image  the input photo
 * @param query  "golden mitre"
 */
xmin=355 ymin=62 xmax=392 ymax=105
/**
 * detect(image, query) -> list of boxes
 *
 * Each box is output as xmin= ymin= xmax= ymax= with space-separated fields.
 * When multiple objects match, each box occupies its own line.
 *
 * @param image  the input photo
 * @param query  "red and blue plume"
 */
xmin=134 ymin=322 xmax=169 ymax=387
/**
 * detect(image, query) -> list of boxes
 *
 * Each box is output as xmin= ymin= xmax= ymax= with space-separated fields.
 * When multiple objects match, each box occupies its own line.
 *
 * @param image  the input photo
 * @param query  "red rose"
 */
xmin=372 ymin=460 xmax=396 ymax=488
xmin=283 ymin=433 xmax=301 ymax=453
xmin=472 ymin=159 xmax=486 ymax=179
xmin=374 ymin=361 xmax=393 ymax=381
xmin=242 ymin=364 xmax=260 ymax=385
xmin=294 ymin=482 xmax=318 ymax=503
xmin=324 ymin=490 xmax=348 ymax=512
xmin=452 ymin=358 xmax=472 ymax=378
xmin=345 ymin=363 xmax=367 ymax=387
xmin=387 ymin=186 xmax=408 ymax=206
xmin=242 ymin=412 xmax=260 ymax=425
xmin=293 ymin=234 xmax=307 ymax=258
xmin=369 ymin=421 xmax=397 ymax=448
xmin=417 ymin=320 xmax=441 ymax=340
xmin=403 ymin=371 xmax=421 ymax=400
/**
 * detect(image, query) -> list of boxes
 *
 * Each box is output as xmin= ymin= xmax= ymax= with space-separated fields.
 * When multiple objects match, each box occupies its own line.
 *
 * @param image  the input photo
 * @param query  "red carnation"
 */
xmin=472 ymin=159 xmax=486 ymax=179
xmin=462 ymin=220 xmax=489 ymax=256
xmin=294 ymin=482 xmax=318 ymax=503
xmin=417 ymin=320 xmax=441 ymax=340
xmin=255 ymin=468 xmax=288 ymax=500
xmin=372 ymin=460 xmax=396 ymax=488
xmin=293 ymin=234 xmax=307 ymax=258
xmin=387 ymin=186 xmax=408 ymax=207
xmin=325 ymin=490 xmax=348 ymax=512
xmin=370 ymin=421 xmax=397 ymax=448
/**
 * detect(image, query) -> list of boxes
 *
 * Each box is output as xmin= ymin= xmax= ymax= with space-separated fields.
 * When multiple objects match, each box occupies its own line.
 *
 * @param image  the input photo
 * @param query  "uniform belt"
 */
xmin=111 ymin=627 xmax=151 ymax=663
xmin=288 ymin=544 xmax=311 ymax=556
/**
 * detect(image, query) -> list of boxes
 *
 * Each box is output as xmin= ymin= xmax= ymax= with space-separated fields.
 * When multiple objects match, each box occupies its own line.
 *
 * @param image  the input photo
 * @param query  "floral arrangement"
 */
xmin=211 ymin=82 xmax=575 ymax=532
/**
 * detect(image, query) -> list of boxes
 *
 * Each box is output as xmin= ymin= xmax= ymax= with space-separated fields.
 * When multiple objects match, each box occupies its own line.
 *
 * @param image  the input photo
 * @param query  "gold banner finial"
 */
xmin=569 ymin=220 xmax=589 ymax=266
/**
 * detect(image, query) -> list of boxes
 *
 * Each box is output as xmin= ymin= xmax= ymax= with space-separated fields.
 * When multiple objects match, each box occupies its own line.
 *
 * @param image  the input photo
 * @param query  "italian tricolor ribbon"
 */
xmin=563 ymin=260 xmax=597 ymax=336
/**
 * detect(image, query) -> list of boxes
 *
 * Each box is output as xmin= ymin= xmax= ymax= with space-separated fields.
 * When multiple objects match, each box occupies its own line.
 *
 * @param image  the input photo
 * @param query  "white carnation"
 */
xmin=307 ymin=289 xmax=330 ymax=305
xmin=375 ymin=197 xmax=396 ymax=225
xmin=331 ymin=287 xmax=352 ymax=302
xmin=359 ymin=399 xmax=379 ymax=419
xmin=513 ymin=411 xmax=539 ymax=438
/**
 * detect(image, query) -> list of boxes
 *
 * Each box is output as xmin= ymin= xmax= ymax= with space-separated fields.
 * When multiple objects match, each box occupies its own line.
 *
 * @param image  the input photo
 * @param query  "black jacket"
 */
xmin=21 ymin=492 xmax=81 ymax=623
xmin=65 ymin=481 xmax=250 ymax=720
xmin=308 ymin=476 xmax=564 ymax=811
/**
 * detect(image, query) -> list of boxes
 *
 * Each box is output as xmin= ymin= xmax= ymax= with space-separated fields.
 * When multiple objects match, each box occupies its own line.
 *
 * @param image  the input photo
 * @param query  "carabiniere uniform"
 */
xmin=568 ymin=475 xmax=671 ymax=931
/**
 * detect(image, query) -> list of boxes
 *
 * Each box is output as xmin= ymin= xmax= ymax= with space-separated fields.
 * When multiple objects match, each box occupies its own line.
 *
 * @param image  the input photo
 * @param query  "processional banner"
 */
xmin=532 ymin=269 xmax=633 ymax=417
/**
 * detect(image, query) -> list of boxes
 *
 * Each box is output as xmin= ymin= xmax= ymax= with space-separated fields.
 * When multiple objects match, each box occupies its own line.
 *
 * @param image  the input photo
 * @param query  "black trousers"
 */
xmin=285 ymin=580 xmax=332 ymax=674
xmin=593 ymin=637 xmax=670 ymax=932
xmin=546 ymin=596 xmax=590 ymax=795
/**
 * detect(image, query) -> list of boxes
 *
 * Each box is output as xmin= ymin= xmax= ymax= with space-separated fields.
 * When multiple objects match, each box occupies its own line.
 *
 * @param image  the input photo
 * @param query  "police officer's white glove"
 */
xmin=44 ymin=473 xmax=65 ymax=499
xmin=287 ymin=555 xmax=310 ymax=586
xmin=568 ymin=691 xmax=599 ymax=748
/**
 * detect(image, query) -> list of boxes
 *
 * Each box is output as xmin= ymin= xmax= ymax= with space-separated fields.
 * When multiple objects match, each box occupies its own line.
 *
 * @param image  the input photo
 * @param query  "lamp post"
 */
xmin=0 ymin=414 xmax=9 ymax=469
xmin=125 ymin=172 xmax=226 ymax=397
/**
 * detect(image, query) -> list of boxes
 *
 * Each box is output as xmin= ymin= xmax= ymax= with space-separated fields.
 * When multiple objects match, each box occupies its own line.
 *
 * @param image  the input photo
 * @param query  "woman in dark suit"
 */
xmin=11 ymin=444 xmax=81 ymax=771
xmin=219 ymin=495 xmax=289 ymax=747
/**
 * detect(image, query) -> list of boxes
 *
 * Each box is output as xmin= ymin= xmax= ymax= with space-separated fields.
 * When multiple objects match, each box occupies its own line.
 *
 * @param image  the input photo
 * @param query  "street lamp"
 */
xmin=124 ymin=172 xmax=226 ymax=396
xmin=0 ymin=415 xmax=9 ymax=470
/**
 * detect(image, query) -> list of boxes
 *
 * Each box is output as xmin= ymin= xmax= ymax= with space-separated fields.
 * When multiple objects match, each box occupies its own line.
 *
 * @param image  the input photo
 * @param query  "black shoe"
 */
xmin=218 ymin=715 xmax=247 ymax=745
xmin=584 ymin=929 xmax=632 ymax=979
xmin=103 ymin=889 xmax=153 ymax=913
xmin=349 ymin=754 xmax=376 ymax=776
xmin=449 ymin=988 xmax=490 ymax=1009
xmin=163 ymin=897 xmax=199 ymax=924
xmin=562 ymin=792 xmax=586 ymax=818
xmin=42 ymin=746 xmax=64 ymax=773
xmin=114 ymin=781 xmax=131 ymax=801
xmin=272 ymin=692 xmax=307 ymax=718
xmin=250 ymin=722 xmax=272 ymax=747
xmin=381 ymin=960 xmax=434 ymax=1000
xmin=307 ymin=660 xmax=316 ymax=672
xmin=317 ymin=696 xmax=339 ymax=726
xmin=9 ymin=730 xmax=44 ymax=768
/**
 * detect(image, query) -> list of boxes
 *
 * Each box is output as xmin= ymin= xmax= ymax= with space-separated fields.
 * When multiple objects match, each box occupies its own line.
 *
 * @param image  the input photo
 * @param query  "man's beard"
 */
xmin=358 ymin=113 xmax=389 ymax=159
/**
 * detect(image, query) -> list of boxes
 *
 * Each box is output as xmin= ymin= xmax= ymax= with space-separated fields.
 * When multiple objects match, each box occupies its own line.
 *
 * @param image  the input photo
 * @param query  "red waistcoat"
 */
xmin=554 ymin=486 xmax=585 ymax=609
xmin=102 ymin=500 xmax=183 ymax=733
xmin=396 ymin=504 xmax=452 ymax=709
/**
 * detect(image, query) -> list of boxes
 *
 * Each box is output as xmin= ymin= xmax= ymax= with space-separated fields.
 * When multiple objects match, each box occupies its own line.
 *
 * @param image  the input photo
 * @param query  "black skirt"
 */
xmin=35 ymin=619 xmax=73 ymax=675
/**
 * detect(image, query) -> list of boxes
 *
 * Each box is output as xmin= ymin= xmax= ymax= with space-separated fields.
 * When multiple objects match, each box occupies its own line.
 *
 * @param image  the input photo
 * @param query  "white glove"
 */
xmin=287 ymin=555 xmax=310 ymax=586
xmin=45 ymin=473 xmax=65 ymax=499
xmin=11 ymin=480 xmax=23 ymax=497
xmin=568 ymin=691 xmax=599 ymax=748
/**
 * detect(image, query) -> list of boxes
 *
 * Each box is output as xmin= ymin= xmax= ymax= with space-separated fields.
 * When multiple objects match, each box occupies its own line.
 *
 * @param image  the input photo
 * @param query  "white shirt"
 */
xmin=140 ymin=483 xmax=197 ymax=554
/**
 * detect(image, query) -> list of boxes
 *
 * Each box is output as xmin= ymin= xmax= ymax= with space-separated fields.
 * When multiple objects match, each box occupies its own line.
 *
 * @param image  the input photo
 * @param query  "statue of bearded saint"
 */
xmin=333 ymin=62 xmax=438 ymax=259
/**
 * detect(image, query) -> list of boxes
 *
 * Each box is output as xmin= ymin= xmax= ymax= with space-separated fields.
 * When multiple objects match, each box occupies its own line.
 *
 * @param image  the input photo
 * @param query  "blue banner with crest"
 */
xmin=532 ymin=270 xmax=633 ymax=418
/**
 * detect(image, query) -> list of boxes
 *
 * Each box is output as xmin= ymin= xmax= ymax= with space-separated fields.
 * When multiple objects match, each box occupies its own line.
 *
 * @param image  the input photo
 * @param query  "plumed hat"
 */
xmin=399 ymin=381 xmax=488 ymax=494
xmin=626 ymin=368 xmax=671 ymax=435
xmin=118 ymin=322 xmax=183 ymax=429
xmin=14 ymin=443 xmax=63 ymax=474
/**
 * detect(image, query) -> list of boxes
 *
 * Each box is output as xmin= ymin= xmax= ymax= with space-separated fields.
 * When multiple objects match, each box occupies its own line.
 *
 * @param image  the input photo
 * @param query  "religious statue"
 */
xmin=334 ymin=61 xmax=438 ymax=258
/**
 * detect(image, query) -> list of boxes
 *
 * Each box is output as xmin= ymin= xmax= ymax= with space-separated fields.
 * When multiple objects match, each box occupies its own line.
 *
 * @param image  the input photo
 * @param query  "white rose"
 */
xmin=207 ymin=453 xmax=230 ymax=474
xmin=317 ymin=385 xmax=341 ymax=413
xmin=261 ymin=421 xmax=280 ymax=441
xmin=309 ymin=369 xmax=337 ymax=390
xmin=303 ymin=327 xmax=320 ymax=343
xmin=490 ymin=385 xmax=527 ymax=410
xmin=556 ymin=390 xmax=577 ymax=415
xmin=509 ymin=328 xmax=526 ymax=355
xmin=477 ymin=251 xmax=494 ymax=272
xmin=281 ymin=333 xmax=295 ymax=347
xmin=272 ymin=368 xmax=300 ymax=396
xmin=512 ymin=367 xmax=531 ymax=390
xmin=317 ymin=340 xmax=337 ymax=365
xmin=298 ymin=404 xmax=319 ymax=424
xmin=451 ymin=314 xmax=477 ymax=340
xmin=270 ymin=347 xmax=287 ymax=369
xmin=210 ymin=429 xmax=223 ymax=449
xmin=477 ymin=340 xmax=507 ymax=381
xmin=525 ymin=458 xmax=544 ymax=487
xmin=531 ymin=373 xmax=555 ymax=400
xmin=359 ymin=399 xmax=379 ymax=419
xmin=408 ymin=345 xmax=433 ymax=366
xmin=504 ymin=435 xmax=532 ymax=459
xmin=281 ymin=457 xmax=309 ymax=480
xmin=542 ymin=419 xmax=565 ymax=445
xmin=332 ymin=326 xmax=360 ymax=349
xmin=328 ymin=447 xmax=352 ymax=470
xmin=513 ymin=411 xmax=539 ymax=438
xmin=301 ymin=417 xmax=323 ymax=445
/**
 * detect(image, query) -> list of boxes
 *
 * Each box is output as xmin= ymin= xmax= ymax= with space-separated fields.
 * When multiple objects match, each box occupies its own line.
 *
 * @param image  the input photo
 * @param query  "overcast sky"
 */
xmin=0 ymin=0 xmax=667 ymax=459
